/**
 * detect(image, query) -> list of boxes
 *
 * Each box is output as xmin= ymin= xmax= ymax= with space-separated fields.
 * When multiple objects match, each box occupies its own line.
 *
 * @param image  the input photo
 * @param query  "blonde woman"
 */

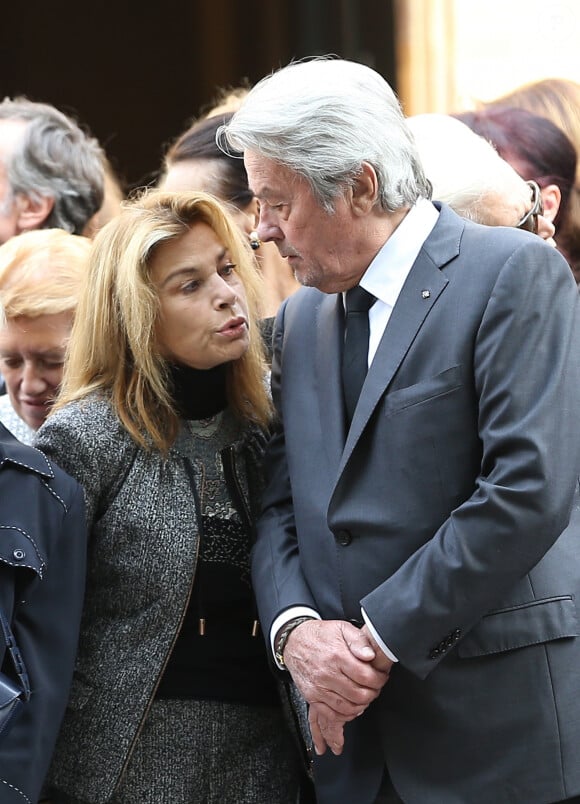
xmin=35 ymin=191 xmax=301 ymax=804
xmin=0 ymin=228 xmax=90 ymax=443
xmin=160 ymin=112 xmax=300 ymax=322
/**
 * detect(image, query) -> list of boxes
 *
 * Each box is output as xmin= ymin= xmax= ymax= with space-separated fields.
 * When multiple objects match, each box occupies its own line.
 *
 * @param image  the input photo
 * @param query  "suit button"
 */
xmin=336 ymin=530 xmax=352 ymax=546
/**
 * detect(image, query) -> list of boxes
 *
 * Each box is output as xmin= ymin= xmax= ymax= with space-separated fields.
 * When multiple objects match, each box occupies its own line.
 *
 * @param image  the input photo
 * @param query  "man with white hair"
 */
xmin=220 ymin=57 xmax=580 ymax=804
xmin=406 ymin=111 xmax=555 ymax=238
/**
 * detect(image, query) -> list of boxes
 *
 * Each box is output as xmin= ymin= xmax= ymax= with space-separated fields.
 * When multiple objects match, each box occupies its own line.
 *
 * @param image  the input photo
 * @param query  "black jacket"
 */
xmin=0 ymin=423 xmax=87 ymax=803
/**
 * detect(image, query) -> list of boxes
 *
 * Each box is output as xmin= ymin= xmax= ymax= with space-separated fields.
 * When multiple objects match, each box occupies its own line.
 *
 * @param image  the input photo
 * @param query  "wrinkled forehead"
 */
xmin=161 ymin=159 xmax=223 ymax=197
xmin=0 ymin=312 xmax=72 ymax=349
xmin=243 ymin=150 xmax=301 ymax=197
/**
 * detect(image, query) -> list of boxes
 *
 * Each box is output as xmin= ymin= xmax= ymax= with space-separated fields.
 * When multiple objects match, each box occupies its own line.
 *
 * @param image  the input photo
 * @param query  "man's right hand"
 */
xmin=281 ymin=619 xmax=390 ymax=755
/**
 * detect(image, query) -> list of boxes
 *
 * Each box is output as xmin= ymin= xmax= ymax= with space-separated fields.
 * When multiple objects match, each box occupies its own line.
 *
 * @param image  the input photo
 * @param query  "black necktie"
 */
xmin=342 ymin=285 xmax=376 ymax=424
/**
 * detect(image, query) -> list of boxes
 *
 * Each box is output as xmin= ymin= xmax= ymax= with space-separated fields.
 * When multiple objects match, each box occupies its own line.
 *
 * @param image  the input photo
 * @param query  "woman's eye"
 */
xmin=182 ymin=279 xmax=200 ymax=293
xmin=221 ymin=262 xmax=236 ymax=277
xmin=0 ymin=358 xmax=21 ymax=369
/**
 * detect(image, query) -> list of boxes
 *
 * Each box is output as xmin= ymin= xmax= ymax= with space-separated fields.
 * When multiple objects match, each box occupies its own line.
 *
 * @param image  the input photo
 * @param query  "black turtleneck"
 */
xmin=169 ymin=362 xmax=228 ymax=420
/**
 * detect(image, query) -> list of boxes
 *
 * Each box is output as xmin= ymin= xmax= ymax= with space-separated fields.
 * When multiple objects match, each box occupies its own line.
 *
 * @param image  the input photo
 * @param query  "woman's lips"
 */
xmin=20 ymin=398 xmax=50 ymax=408
xmin=218 ymin=317 xmax=247 ymax=338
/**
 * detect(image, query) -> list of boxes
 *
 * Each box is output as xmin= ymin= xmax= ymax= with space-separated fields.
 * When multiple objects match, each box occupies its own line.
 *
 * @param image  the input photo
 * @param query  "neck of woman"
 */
xmin=169 ymin=362 xmax=228 ymax=420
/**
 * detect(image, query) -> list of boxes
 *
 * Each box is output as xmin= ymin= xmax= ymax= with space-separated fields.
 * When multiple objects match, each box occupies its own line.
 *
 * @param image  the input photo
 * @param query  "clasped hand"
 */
xmin=283 ymin=619 xmax=392 ymax=757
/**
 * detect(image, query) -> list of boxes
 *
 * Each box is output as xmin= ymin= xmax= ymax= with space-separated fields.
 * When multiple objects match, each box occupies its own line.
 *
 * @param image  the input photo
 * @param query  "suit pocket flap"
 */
xmin=383 ymin=365 xmax=463 ymax=417
xmin=0 ymin=527 xmax=44 ymax=576
xmin=457 ymin=596 xmax=579 ymax=658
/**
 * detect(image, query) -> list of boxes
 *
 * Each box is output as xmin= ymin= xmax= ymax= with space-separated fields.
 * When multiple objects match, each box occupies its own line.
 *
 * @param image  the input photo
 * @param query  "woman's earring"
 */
xmin=249 ymin=231 xmax=262 ymax=251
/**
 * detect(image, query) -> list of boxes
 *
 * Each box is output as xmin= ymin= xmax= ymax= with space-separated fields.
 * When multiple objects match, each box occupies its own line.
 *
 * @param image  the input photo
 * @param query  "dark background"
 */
xmin=0 ymin=0 xmax=396 ymax=192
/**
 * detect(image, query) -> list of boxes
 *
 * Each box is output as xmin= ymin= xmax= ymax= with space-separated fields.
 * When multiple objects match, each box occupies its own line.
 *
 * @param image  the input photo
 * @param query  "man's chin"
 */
xmin=292 ymin=263 xmax=317 ymax=288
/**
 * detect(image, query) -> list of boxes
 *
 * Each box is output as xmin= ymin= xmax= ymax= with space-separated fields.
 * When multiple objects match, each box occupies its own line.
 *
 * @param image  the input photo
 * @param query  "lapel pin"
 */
xmin=421 ymin=289 xmax=431 ymax=299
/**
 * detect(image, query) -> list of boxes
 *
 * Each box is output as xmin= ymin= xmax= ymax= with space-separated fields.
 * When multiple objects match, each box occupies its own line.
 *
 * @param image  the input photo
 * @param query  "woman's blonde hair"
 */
xmin=0 ymin=228 xmax=90 ymax=317
xmin=55 ymin=189 xmax=271 ymax=452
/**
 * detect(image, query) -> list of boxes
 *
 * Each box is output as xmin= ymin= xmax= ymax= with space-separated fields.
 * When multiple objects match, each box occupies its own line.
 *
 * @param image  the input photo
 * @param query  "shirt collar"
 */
xmin=360 ymin=198 xmax=439 ymax=308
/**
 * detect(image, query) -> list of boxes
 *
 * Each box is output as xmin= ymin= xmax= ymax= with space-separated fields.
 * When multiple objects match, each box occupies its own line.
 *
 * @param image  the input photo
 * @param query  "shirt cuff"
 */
xmin=270 ymin=606 xmax=321 ymax=669
xmin=361 ymin=607 xmax=399 ymax=662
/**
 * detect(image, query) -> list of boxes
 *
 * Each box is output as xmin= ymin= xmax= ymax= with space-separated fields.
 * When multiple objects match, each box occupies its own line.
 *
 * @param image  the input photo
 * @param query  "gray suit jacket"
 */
xmin=252 ymin=203 xmax=580 ymax=804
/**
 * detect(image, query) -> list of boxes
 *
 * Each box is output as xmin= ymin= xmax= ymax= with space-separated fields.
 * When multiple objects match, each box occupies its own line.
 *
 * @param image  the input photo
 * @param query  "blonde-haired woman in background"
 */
xmin=0 ymin=228 xmax=90 ymax=443
xmin=36 ymin=190 xmax=301 ymax=804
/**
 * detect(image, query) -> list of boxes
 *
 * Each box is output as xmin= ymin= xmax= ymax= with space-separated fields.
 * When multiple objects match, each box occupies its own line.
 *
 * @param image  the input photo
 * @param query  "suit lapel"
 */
xmin=338 ymin=204 xmax=462 ymax=476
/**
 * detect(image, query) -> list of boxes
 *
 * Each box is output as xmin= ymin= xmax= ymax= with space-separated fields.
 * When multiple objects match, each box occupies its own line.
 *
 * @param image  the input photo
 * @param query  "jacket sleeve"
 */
xmin=251 ymin=301 xmax=319 ymax=635
xmin=34 ymin=400 xmax=134 ymax=528
xmin=362 ymin=241 xmax=580 ymax=678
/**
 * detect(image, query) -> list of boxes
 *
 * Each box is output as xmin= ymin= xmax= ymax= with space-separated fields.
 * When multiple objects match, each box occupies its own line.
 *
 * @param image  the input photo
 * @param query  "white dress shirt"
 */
xmin=271 ymin=199 xmax=440 ymax=666
xmin=0 ymin=394 xmax=35 ymax=445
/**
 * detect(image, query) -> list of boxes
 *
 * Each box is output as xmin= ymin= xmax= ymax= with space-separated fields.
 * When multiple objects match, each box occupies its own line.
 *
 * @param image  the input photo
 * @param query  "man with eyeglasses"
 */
xmin=407 ymin=113 xmax=557 ymax=244
xmin=517 ymin=179 xmax=550 ymax=233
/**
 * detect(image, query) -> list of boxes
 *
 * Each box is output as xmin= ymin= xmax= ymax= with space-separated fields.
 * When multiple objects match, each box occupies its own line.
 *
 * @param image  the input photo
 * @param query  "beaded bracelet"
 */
xmin=274 ymin=616 xmax=315 ymax=668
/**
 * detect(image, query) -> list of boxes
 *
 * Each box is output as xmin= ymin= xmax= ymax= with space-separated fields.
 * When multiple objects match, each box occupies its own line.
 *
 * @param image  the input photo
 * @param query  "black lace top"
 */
xmin=156 ymin=363 xmax=277 ymax=705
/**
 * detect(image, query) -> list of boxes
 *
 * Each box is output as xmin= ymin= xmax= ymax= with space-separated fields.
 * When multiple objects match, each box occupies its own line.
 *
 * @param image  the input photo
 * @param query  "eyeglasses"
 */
xmin=516 ymin=180 xmax=544 ymax=234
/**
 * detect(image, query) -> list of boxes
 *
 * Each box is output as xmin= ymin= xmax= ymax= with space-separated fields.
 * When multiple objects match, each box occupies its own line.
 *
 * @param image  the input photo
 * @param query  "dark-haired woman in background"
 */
xmin=454 ymin=105 xmax=578 ymax=278
xmin=481 ymin=78 xmax=580 ymax=281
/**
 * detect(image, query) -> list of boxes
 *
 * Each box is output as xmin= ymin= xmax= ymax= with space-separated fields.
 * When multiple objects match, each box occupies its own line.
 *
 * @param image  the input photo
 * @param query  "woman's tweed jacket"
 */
xmin=34 ymin=393 xmax=269 ymax=804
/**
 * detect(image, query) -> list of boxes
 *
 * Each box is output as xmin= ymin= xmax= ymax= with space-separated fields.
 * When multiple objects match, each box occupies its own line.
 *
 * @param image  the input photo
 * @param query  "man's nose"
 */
xmin=257 ymin=212 xmax=283 ymax=243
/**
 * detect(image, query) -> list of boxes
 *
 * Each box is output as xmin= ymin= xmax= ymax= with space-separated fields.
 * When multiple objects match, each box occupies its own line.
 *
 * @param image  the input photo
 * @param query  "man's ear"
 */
xmin=540 ymin=184 xmax=561 ymax=223
xmin=350 ymin=162 xmax=378 ymax=215
xmin=14 ymin=193 xmax=54 ymax=232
